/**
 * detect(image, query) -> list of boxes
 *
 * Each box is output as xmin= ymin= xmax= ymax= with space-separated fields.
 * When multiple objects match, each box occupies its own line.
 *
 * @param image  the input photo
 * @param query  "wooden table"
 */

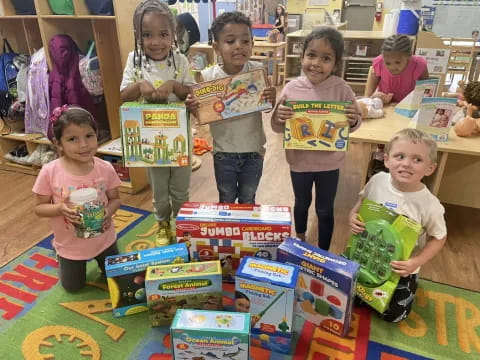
xmin=252 ymin=41 xmax=286 ymax=85
xmin=350 ymin=106 xmax=480 ymax=209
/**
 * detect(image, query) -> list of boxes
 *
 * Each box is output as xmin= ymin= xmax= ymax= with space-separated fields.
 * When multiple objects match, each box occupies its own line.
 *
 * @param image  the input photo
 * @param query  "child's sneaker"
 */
xmin=155 ymin=221 xmax=171 ymax=247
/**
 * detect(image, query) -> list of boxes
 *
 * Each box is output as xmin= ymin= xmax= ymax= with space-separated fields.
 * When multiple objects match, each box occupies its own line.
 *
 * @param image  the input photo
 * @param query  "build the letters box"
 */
xmin=171 ymin=309 xmax=250 ymax=360
xmin=176 ymin=202 xmax=292 ymax=283
xmin=145 ymin=260 xmax=223 ymax=326
xmin=277 ymin=238 xmax=359 ymax=337
xmin=190 ymin=68 xmax=272 ymax=124
xmin=284 ymin=101 xmax=350 ymax=151
xmin=235 ymin=257 xmax=299 ymax=354
xmin=343 ymin=198 xmax=421 ymax=313
xmin=105 ymin=243 xmax=189 ymax=317
xmin=120 ymin=102 xmax=190 ymax=167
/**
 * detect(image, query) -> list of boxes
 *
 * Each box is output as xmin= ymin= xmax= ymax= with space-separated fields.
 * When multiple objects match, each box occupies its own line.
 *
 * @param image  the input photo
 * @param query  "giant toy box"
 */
xmin=190 ymin=68 xmax=272 ymax=124
xmin=176 ymin=202 xmax=292 ymax=282
xmin=277 ymin=238 xmax=359 ymax=337
xmin=105 ymin=243 xmax=189 ymax=317
xmin=145 ymin=260 xmax=223 ymax=326
xmin=235 ymin=257 xmax=299 ymax=354
xmin=120 ymin=102 xmax=190 ymax=167
xmin=284 ymin=101 xmax=350 ymax=151
xmin=343 ymin=198 xmax=422 ymax=313
xmin=171 ymin=309 xmax=250 ymax=360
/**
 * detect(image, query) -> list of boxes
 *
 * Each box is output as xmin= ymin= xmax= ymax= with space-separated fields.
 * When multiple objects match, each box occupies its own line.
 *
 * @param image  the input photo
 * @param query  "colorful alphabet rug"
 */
xmin=1 ymin=206 xmax=479 ymax=359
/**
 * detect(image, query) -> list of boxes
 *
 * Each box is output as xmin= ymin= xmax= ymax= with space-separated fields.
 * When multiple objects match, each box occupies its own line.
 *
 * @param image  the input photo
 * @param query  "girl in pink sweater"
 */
xmin=271 ymin=27 xmax=362 ymax=250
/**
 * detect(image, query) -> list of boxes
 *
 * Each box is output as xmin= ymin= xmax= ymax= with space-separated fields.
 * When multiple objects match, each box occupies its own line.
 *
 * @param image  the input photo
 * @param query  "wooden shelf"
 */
xmin=0 ymin=15 xmax=37 ymax=19
xmin=40 ymin=15 xmax=115 ymax=20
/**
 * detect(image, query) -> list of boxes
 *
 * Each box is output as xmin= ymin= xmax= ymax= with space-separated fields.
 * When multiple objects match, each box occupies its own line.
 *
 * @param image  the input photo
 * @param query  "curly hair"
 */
xmin=463 ymin=81 xmax=480 ymax=107
xmin=210 ymin=11 xmax=252 ymax=42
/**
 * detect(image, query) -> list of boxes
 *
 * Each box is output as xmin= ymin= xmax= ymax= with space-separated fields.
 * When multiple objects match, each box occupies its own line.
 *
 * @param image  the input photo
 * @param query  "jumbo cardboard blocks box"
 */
xmin=171 ymin=309 xmax=250 ymax=360
xmin=120 ymin=102 xmax=190 ymax=167
xmin=145 ymin=261 xmax=223 ymax=326
xmin=176 ymin=202 xmax=292 ymax=283
xmin=343 ymin=198 xmax=422 ymax=313
xmin=190 ymin=68 xmax=272 ymax=124
xmin=277 ymin=238 xmax=359 ymax=337
xmin=235 ymin=257 xmax=299 ymax=354
xmin=105 ymin=243 xmax=189 ymax=317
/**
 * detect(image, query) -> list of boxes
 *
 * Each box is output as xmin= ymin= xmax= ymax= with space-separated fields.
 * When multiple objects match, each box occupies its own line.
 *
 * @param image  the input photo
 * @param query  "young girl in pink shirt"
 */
xmin=33 ymin=106 xmax=121 ymax=292
xmin=271 ymin=27 xmax=363 ymax=250
xmin=367 ymin=34 xmax=429 ymax=104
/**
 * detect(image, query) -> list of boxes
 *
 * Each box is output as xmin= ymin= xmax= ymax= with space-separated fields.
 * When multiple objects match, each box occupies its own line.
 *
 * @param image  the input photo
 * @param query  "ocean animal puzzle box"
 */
xmin=145 ymin=260 xmax=223 ymax=326
xmin=105 ymin=243 xmax=189 ymax=317
xmin=235 ymin=257 xmax=299 ymax=354
xmin=277 ymin=238 xmax=359 ymax=337
xmin=284 ymin=101 xmax=350 ymax=151
xmin=120 ymin=102 xmax=190 ymax=167
xmin=343 ymin=199 xmax=421 ymax=313
xmin=175 ymin=202 xmax=292 ymax=283
xmin=171 ymin=309 xmax=250 ymax=360
xmin=190 ymin=68 xmax=272 ymax=124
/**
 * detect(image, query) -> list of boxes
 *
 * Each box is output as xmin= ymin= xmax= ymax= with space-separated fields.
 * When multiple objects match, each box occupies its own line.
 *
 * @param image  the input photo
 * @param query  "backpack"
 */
xmin=0 ymin=39 xmax=19 ymax=94
xmin=11 ymin=0 xmax=36 ymax=15
xmin=79 ymin=41 xmax=103 ymax=96
xmin=24 ymin=48 xmax=50 ymax=136
xmin=85 ymin=0 xmax=114 ymax=15
xmin=47 ymin=0 xmax=74 ymax=15
xmin=48 ymin=35 xmax=95 ymax=138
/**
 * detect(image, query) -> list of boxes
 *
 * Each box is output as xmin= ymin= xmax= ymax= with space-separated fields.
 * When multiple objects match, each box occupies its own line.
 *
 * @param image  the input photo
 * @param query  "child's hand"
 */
xmin=372 ymin=91 xmax=393 ymax=104
xmin=139 ymin=80 xmax=156 ymax=101
xmin=58 ymin=203 xmax=81 ymax=225
xmin=102 ymin=208 xmax=113 ymax=231
xmin=350 ymin=213 xmax=365 ymax=234
xmin=345 ymin=103 xmax=361 ymax=127
xmin=390 ymin=258 xmax=421 ymax=277
xmin=185 ymin=94 xmax=200 ymax=118
xmin=263 ymin=85 xmax=277 ymax=107
xmin=275 ymin=96 xmax=294 ymax=123
xmin=153 ymin=80 xmax=175 ymax=103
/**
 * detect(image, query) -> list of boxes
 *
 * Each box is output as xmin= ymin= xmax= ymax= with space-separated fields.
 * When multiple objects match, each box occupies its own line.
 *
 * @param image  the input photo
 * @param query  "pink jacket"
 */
xmin=271 ymin=75 xmax=362 ymax=172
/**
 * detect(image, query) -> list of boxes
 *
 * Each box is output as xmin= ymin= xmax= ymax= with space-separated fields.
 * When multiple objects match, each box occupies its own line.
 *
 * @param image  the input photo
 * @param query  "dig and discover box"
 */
xmin=175 ymin=202 xmax=292 ymax=282
xmin=277 ymin=238 xmax=359 ymax=337
xmin=235 ymin=257 xmax=299 ymax=354
xmin=105 ymin=243 xmax=189 ymax=317
xmin=171 ymin=309 xmax=250 ymax=360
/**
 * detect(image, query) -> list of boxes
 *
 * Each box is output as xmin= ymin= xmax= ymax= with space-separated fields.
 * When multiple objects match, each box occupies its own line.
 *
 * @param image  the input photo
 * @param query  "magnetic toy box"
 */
xmin=190 ymin=68 xmax=272 ymax=124
xmin=145 ymin=260 xmax=223 ymax=326
xmin=120 ymin=102 xmax=190 ymax=167
xmin=105 ymin=243 xmax=189 ymax=317
xmin=171 ymin=309 xmax=250 ymax=360
xmin=176 ymin=202 xmax=292 ymax=283
xmin=284 ymin=101 xmax=350 ymax=151
xmin=343 ymin=198 xmax=421 ymax=313
xmin=277 ymin=238 xmax=359 ymax=337
xmin=235 ymin=257 xmax=299 ymax=354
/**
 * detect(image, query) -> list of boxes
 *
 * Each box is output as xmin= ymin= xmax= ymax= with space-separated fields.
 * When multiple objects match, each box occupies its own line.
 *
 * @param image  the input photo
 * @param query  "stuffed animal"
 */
xmin=358 ymin=97 xmax=384 ymax=119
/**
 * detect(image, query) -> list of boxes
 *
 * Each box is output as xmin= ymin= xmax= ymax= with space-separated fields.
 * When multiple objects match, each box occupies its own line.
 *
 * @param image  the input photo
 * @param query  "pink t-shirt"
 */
xmin=32 ymin=157 xmax=121 ymax=260
xmin=372 ymin=55 xmax=427 ymax=103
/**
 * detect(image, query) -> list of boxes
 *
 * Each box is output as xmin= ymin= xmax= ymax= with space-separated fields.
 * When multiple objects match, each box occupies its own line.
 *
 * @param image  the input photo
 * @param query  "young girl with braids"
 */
xmin=120 ymin=0 xmax=194 ymax=246
xmin=366 ymin=34 xmax=429 ymax=104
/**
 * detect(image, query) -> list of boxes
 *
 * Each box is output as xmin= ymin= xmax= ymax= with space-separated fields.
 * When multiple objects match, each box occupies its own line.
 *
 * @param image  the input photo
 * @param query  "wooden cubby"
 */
xmin=0 ymin=0 xmax=148 ymax=194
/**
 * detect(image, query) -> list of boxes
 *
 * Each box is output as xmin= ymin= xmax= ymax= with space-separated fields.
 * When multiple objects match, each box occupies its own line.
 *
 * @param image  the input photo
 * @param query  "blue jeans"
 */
xmin=213 ymin=152 xmax=264 ymax=203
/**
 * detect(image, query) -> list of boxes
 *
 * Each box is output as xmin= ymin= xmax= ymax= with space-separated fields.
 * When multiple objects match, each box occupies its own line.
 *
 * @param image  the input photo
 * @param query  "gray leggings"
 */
xmin=57 ymin=242 xmax=119 ymax=292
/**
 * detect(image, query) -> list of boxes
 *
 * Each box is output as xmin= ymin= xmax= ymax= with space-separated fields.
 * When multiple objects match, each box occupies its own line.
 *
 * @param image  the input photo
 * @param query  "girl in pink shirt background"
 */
xmin=367 ymin=34 xmax=429 ymax=104
xmin=272 ymin=27 xmax=363 ymax=251
xmin=33 ymin=106 xmax=121 ymax=292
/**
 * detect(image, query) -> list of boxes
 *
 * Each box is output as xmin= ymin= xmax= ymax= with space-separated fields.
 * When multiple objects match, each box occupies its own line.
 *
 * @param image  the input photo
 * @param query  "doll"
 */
xmin=454 ymin=81 xmax=480 ymax=136
xmin=357 ymin=96 xmax=385 ymax=119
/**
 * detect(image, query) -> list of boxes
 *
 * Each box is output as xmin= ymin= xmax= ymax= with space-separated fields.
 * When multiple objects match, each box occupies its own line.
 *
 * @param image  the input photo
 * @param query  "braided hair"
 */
xmin=382 ymin=34 xmax=412 ymax=54
xmin=133 ymin=0 xmax=178 ymax=79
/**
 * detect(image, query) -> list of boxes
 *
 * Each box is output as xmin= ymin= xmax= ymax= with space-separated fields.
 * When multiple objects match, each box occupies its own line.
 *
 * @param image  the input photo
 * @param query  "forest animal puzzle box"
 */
xmin=175 ymin=202 xmax=292 ymax=283
xmin=105 ymin=243 xmax=189 ymax=317
xmin=171 ymin=309 xmax=250 ymax=360
xmin=120 ymin=102 xmax=190 ymax=167
xmin=190 ymin=68 xmax=272 ymax=124
xmin=277 ymin=238 xmax=359 ymax=337
xmin=235 ymin=257 xmax=299 ymax=354
xmin=145 ymin=260 xmax=223 ymax=326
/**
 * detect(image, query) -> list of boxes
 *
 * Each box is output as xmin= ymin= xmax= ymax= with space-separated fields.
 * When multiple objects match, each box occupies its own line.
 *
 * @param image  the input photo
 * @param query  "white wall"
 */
xmin=423 ymin=1 xmax=480 ymax=37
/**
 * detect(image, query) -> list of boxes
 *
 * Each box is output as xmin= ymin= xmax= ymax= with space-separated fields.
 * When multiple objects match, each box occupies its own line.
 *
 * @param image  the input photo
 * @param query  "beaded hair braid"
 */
xmin=382 ymin=34 xmax=412 ymax=54
xmin=133 ymin=0 xmax=178 ymax=79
